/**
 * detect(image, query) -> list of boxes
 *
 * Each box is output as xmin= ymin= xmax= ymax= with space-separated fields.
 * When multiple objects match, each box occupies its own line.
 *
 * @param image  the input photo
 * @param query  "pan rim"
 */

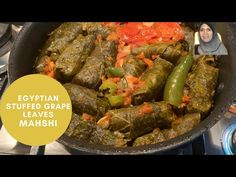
xmin=8 ymin=22 xmax=236 ymax=154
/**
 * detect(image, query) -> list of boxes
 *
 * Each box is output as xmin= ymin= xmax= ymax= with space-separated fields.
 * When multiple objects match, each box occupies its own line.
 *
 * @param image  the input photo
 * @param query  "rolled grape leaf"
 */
xmin=131 ymin=43 xmax=169 ymax=58
xmin=186 ymin=56 xmax=219 ymax=115
xmin=55 ymin=34 xmax=96 ymax=80
xmin=72 ymin=40 xmax=117 ymax=89
xmin=47 ymin=22 xmax=84 ymax=54
xmin=161 ymin=128 xmax=178 ymax=140
xmin=66 ymin=114 xmax=94 ymax=141
xmin=90 ymin=126 xmax=128 ymax=147
xmin=122 ymin=55 xmax=147 ymax=77
xmin=100 ymin=40 xmax=118 ymax=67
xmin=64 ymin=113 xmax=82 ymax=137
xmin=132 ymin=58 xmax=173 ymax=105
xmin=72 ymin=56 xmax=105 ymax=89
xmin=181 ymin=25 xmax=194 ymax=53
xmin=172 ymin=113 xmax=201 ymax=135
xmin=64 ymin=83 xmax=110 ymax=120
xmin=35 ymin=22 xmax=84 ymax=73
xmin=132 ymin=128 xmax=166 ymax=146
xmin=83 ymin=22 xmax=111 ymax=39
xmin=67 ymin=113 xmax=127 ymax=147
xmin=131 ymin=41 xmax=188 ymax=63
xmin=107 ymin=101 xmax=176 ymax=139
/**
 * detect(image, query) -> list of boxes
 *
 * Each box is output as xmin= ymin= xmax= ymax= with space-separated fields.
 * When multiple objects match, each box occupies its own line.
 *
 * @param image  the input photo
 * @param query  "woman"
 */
xmin=195 ymin=22 xmax=228 ymax=55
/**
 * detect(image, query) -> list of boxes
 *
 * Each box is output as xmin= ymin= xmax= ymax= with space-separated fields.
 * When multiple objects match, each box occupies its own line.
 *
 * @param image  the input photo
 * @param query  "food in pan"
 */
xmin=171 ymin=113 xmax=201 ymax=135
xmin=72 ymin=40 xmax=117 ymax=89
xmin=35 ymin=22 xmax=84 ymax=74
xmin=35 ymin=22 xmax=219 ymax=147
xmin=64 ymin=83 xmax=110 ymax=120
xmin=65 ymin=113 xmax=128 ymax=147
xmin=131 ymin=40 xmax=189 ymax=64
xmin=132 ymin=58 xmax=173 ymax=105
xmin=132 ymin=128 xmax=166 ymax=146
xmin=185 ymin=56 xmax=219 ymax=115
xmin=55 ymin=34 xmax=96 ymax=80
xmin=132 ymin=113 xmax=200 ymax=146
xmin=164 ymin=54 xmax=193 ymax=107
xmin=97 ymin=101 xmax=176 ymax=139
xmin=122 ymin=55 xmax=147 ymax=77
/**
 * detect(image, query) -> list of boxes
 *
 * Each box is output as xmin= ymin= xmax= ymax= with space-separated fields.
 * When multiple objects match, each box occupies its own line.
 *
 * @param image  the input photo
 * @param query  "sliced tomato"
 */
xmin=118 ymin=22 xmax=184 ymax=45
xmin=153 ymin=22 xmax=184 ymax=42
xmin=118 ymin=22 xmax=142 ymax=42
xmin=141 ymin=27 xmax=159 ymax=40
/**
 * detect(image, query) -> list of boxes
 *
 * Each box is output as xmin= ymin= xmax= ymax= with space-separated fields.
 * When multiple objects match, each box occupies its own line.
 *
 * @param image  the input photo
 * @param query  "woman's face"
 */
xmin=199 ymin=24 xmax=213 ymax=43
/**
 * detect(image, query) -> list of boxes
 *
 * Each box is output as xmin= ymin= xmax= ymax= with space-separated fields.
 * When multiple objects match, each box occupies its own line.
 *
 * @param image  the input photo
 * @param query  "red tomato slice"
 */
xmin=140 ymin=27 xmax=158 ymax=40
xmin=118 ymin=22 xmax=184 ymax=45
xmin=118 ymin=22 xmax=142 ymax=42
xmin=153 ymin=22 xmax=184 ymax=41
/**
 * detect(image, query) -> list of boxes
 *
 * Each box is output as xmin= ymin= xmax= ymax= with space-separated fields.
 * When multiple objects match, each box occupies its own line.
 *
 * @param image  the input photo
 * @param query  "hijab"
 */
xmin=198 ymin=22 xmax=228 ymax=55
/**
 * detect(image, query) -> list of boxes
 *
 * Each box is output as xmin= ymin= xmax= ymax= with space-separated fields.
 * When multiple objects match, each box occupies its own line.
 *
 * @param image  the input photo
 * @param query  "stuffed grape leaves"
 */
xmin=72 ymin=56 xmax=105 ymax=89
xmin=35 ymin=22 xmax=84 ymax=73
xmin=161 ymin=128 xmax=178 ymax=140
xmin=98 ymin=101 xmax=176 ymax=139
xmin=64 ymin=83 xmax=110 ymax=120
xmin=67 ymin=113 xmax=127 ymax=147
xmin=34 ymin=22 xmax=220 ymax=148
xmin=186 ymin=56 xmax=219 ymax=115
xmin=132 ymin=113 xmax=200 ymax=146
xmin=132 ymin=58 xmax=173 ymax=105
xmin=64 ymin=113 xmax=82 ymax=137
xmin=72 ymin=40 xmax=117 ymax=89
xmin=47 ymin=22 xmax=84 ymax=54
xmin=83 ymin=22 xmax=111 ymax=39
xmin=122 ymin=55 xmax=147 ymax=77
xmin=55 ymin=34 xmax=96 ymax=80
xmin=132 ymin=128 xmax=165 ymax=146
xmin=172 ymin=113 xmax=201 ymax=135
xmin=131 ymin=40 xmax=189 ymax=63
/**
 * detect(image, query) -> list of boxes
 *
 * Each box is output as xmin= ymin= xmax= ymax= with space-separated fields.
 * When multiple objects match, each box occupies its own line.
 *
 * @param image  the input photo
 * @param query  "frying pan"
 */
xmin=8 ymin=22 xmax=236 ymax=154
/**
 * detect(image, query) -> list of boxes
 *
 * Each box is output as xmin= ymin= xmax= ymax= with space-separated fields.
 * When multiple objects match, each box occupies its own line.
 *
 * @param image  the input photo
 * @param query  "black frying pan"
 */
xmin=8 ymin=22 xmax=236 ymax=154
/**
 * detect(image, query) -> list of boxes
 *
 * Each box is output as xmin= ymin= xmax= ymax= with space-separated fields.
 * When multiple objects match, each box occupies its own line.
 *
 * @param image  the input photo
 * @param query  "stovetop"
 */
xmin=0 ymin=23 xmax=235 ymax=155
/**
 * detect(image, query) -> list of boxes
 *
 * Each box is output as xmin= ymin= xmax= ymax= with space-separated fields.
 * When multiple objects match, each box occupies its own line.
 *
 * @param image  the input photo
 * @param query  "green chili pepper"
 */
xmin=108 ymin=95 xmax=125 ymax=107
xmin=107 ymin=67 xmax=124 ymax=77
xmin=99 ymin=79 xmax=117 ymax=96
xmin=164 ymin=54 xmax=193 ymax=107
